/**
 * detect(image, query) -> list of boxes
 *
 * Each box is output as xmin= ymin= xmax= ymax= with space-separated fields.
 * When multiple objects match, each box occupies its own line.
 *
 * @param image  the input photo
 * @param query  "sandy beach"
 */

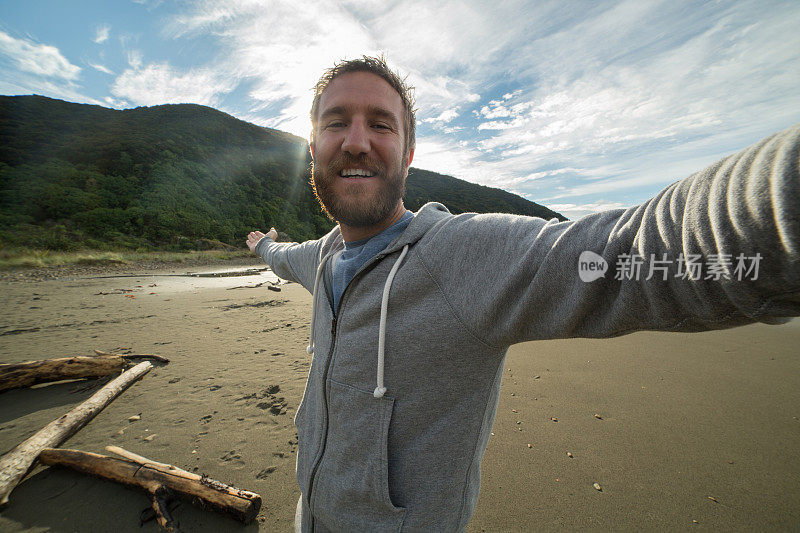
xmin=1 ymin=261 xmax=799 ymax=532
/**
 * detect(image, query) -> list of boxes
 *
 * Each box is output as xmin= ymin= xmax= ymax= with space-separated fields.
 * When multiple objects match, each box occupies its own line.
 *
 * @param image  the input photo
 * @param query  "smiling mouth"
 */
xmin=339 ymin=168 xmax=377 ymax=178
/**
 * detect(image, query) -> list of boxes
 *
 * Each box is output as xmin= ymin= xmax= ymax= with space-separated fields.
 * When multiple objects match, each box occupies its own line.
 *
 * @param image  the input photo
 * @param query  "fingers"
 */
xmin=246 ymin=231 xmax=264 ymax=252
xmin=245 ymin=229 xmax=278 ymax=253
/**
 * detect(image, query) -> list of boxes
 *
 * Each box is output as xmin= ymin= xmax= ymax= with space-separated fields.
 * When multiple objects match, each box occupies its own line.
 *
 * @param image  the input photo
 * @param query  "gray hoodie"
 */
xmin=255 ymin=124 xmax=800 ymax=532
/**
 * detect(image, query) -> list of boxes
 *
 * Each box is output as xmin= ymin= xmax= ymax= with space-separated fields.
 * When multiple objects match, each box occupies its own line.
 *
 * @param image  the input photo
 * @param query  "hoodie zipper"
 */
xmin=306 ymin=313 xmax=336 ymax=530
xmin=305 ymin=246 xmax=399 ymax=530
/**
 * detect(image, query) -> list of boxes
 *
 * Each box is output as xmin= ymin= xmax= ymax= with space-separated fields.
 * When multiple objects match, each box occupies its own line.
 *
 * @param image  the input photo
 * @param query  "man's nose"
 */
xmin=341 ymin=120 xmax=370 ymax=155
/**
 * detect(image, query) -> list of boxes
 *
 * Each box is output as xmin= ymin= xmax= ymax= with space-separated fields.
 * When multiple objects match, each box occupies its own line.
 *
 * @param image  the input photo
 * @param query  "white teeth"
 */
xmin=340 ymin=168 xmax=375 ymax=177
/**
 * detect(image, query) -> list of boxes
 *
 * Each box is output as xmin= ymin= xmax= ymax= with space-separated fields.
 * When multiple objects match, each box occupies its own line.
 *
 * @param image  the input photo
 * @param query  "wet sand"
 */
xmin=470 ymin=320 xmax=800 ymax=531
xmin=1 ymin=262 xmax=799 ymax=531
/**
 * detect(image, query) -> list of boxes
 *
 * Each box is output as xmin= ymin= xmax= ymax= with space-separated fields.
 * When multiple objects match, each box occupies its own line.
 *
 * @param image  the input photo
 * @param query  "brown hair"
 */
xmin=309 ymin=55 xmax=416 ymax=155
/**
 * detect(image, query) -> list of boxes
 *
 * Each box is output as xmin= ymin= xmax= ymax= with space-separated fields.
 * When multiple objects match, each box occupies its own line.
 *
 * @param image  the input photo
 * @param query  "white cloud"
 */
xmin=421 ymin=107 xmax=459 ymax=124
xmin=93 ymin=24 xmax=110 ymax=44
xmin=104 ymin=95 xmax=128 ymax=108
xmin=548 ymin=201 xmax=628 ymax=220
xmin=0 ymin=31 xmax=80 ymax=80
xmin=522 ymin=168 xmax=584 ymax=181
xmin=127 ymin=49 xmax=143 ymax=69
xmin=111 ymin=62 xmax=237 ymax=107
xmin=164 ymin=0 xmax=383 ymax=138
xmin=0 ymin=30 xmax=102 ymax=105
xmin=89 ymin=62 xmax=114 ymax=75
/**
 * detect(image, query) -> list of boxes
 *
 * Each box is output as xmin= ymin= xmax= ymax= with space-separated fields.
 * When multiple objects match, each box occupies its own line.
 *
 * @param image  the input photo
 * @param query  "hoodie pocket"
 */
xmin=310 ymin=379 xmax=406 ymax=532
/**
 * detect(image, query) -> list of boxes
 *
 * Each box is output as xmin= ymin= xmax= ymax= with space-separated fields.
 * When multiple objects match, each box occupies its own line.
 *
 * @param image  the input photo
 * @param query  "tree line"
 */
xmin=0 ymin=95 xmax=565 ymax=252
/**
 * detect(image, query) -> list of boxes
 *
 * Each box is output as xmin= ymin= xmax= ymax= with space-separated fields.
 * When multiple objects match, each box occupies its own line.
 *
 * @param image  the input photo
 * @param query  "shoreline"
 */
xmin=0 ymin=253 xmax=266 ymax=283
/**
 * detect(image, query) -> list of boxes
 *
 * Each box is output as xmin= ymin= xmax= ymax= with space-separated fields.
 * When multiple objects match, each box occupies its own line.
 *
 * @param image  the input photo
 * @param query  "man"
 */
xmin=247 ymin=56 xmax=800 ymax=531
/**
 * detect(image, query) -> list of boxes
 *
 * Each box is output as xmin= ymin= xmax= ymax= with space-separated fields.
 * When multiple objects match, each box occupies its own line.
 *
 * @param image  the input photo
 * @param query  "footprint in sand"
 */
xmin=220 ymin=450 xmax=245 ymax=467
xmin=256 ymin=466 xmax=277 ymax=479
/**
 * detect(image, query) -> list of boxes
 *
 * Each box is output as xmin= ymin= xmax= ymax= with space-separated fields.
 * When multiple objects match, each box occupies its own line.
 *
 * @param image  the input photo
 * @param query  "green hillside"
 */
xmin=0 ymin=95 xmax=565 ymax=252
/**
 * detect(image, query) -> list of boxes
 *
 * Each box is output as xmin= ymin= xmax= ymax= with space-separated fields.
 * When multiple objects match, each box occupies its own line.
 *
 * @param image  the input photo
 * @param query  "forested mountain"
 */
xmin=0 ymin=95 xmax=565 ymax=251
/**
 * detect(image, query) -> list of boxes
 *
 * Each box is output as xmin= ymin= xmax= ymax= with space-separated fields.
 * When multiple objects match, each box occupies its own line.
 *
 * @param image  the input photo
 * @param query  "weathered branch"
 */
xmin=0 ymin=361 xmax=152 ymax=506
xmin=0 ymin=355 xmax=125 ymax=393
xmin=93 ymin=349 xmax=170 ymax=364
xmin=38 ymin=448 xmax=262 ymax=529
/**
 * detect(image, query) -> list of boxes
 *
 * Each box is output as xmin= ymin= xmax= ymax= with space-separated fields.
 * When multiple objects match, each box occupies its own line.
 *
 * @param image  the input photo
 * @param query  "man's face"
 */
xmin=311 ymin=71 xmax=413 ymax=228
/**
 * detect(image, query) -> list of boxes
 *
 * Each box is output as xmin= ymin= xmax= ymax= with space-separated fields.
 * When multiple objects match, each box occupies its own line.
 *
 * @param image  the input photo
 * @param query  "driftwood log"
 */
xmin=0 ymin=351 xmax=168 ymax=393
xmin=0 ymin=355 xmax=125 ymax=393
xmin=38 ymin=447 xmax=262 ymax=530
xmin=0 ymin=361 xmax=152 ymax=506
xmin=93 ymin=350 xmax=170 ymax=364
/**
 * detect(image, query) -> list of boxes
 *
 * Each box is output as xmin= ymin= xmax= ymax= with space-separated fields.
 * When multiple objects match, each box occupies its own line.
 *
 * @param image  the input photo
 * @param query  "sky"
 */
xmin=2 ymin=0 xmax=799 ymax=219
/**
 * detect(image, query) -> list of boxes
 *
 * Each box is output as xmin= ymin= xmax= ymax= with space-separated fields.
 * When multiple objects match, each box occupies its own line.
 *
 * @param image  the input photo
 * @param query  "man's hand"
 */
xmin=246 ymin=227 xmax=277 ymax=253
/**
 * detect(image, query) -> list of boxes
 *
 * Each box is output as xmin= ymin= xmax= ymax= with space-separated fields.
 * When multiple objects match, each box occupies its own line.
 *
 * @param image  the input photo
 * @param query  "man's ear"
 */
xmin=309 ymin=141 xmax=315 ymax=160
xmin=406 ymin=148 xmax=414 ymax=168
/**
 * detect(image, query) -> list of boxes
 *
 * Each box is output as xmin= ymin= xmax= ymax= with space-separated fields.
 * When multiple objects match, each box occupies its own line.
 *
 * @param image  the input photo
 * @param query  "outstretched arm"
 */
xmin=419 ymin=123 xmax=800 ymax=347
xmin=246 ymin=228 xmax=326 ymax=292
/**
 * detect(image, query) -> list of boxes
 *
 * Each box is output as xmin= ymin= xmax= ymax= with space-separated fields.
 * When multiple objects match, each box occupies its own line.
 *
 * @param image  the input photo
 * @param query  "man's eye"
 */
xmin=326 ymin=121 xmax=345 ymax=129
xmin=373 ymin=123 xmax=390 ymax=130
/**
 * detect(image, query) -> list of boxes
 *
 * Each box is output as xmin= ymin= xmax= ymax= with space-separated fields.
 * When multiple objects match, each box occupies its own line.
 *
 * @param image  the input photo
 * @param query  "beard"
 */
xmin=311 ymin=153 xmax=406 ymax=228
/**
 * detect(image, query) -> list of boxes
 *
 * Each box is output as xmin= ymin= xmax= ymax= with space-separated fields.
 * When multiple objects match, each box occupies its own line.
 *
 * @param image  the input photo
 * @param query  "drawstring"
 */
xmin=305 ymin=244 xmax=409 ymax=400
xmin=374 ymin=245 xmax=409 ymax=398
xmin=306 ymin=252 xmax=333 ymax=355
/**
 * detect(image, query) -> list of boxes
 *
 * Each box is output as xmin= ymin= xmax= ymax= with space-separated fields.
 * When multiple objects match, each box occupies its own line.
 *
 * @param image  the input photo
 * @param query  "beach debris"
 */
xmin=129 ymin=414 xmax=142 ymax=422
xmin=594 ymin=413 xmax=603 ymax=420
xmin=36 ymin=446 xmax=261 ymax=530
xmin=226 ymin=282 xmax=265 ymax=290
xmin=144 ymin=434 xmax=157 ymax=442
xmin=593 ymin=482 xmax=602 ymax=492
xmin=707 ymin=496 xmax=718 ymax=503
xmin=527 ymin=444 xmax=532 ymax=448
xmin=512 ymin=409 xmax=517 ymax=413
xmin=692 ymin=520 xmax=699 ymax=524
xmin=510 ymin=393 xmax=515 ymax=396
xmin=0 ymin=362 xmax=153 ymax=506
xmin=267 ymin=285 xmax=281 ymax=292
xmin=567 ymin=452 xmax=573 ymax=458
xmin=550 ymin=417 xmax=558 ymax=422
xmin=117 ymin=428 xmax=126 ymax=435
xmin=94 ymin=349 xmax=170 ymax=364
xmin=94 ymin=288 xmax=140 ymax=296
xmin=0 ymin=355 xmax=127 ymax=393
xmin=533 ymin=375 xmax=540 ymax=380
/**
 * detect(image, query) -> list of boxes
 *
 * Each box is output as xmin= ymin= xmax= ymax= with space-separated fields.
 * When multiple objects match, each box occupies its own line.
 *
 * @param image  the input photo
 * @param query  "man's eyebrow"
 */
xmin=319 ymin=105 xmax=399 ymax=125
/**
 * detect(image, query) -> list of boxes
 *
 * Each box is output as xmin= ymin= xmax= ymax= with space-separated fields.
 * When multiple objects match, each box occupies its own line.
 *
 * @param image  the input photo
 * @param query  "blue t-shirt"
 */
xmin=328 ymin=210 xmax=414 ymax=315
